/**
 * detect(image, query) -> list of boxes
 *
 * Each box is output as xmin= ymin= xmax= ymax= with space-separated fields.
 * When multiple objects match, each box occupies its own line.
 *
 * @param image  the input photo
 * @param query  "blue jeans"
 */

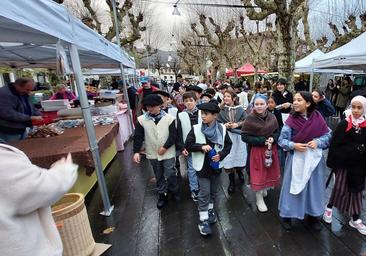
xmin=187 ymin=155 xmax=199 ymax=192
xmin=0 ymin=131 xmax=24 ymax=143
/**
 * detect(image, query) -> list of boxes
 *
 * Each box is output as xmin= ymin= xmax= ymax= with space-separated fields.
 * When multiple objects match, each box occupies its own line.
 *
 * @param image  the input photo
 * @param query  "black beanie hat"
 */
xmin=142 ymin=94 xmax=163 ymax=107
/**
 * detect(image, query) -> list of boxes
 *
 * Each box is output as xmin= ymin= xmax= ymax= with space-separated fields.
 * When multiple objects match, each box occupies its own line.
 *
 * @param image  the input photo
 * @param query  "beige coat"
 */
xmin=0 ymin=144 xmax=77 ymax=256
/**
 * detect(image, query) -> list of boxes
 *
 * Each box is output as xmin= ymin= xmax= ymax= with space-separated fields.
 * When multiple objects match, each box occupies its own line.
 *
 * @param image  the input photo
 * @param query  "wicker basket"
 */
xmin=52 ymin=193 xmax=96 ymax=256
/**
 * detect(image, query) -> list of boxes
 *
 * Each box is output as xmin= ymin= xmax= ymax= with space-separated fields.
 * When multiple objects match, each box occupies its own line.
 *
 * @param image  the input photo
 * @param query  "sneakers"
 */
xmin=349 ymin=219 xmax=366 ymax=235
xmin=191 ymin=190 xmax=199 ymax=202
xmin=157 ymin=193 xmax=168 ymax=209
xmin=323 ymin=207 xmax=332 ymax=224
xmin=198 ymin=220 xmax=212 ymax=236
xmin=208 ymin=209 xmax=217 ymax=224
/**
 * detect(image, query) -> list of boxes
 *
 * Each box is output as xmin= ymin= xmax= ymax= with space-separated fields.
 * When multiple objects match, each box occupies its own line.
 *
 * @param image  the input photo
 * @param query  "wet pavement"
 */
xmin=86 ymin=140 xmax=366 ymax=256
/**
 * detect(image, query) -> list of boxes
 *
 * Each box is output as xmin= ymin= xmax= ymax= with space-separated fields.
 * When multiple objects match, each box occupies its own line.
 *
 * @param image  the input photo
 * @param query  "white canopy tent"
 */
xmin=313 ymin=31 xmax=366 ymax=72
xmin=0 ymin=0 xmax=137 ymax=216
xmin=295 ymin=49 xmax=365 ymax=91
xmin=295 ymin=49 xmax=363 ymax=74
xmin=0 ymin=43 xmax=126 ymax=69
xmin=295 ymin=49 xmax=325 ymax=73
xmin=0 ymin=0 xmax=135 ymax=68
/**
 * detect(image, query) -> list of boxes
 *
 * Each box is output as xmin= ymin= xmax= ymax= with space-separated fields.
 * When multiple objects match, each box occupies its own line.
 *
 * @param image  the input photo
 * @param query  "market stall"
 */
xmin=10 ymin=124 xmax=119 ymax=195
xmin=0 ymin=0 xmax=136 ymax=215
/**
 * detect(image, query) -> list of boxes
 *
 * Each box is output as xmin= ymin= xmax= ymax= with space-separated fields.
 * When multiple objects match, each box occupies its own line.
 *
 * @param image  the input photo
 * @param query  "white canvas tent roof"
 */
xmin=295 ymin=49 xmax=363 ymax=74
xmin=0 ymin=43 xmax=125 ymax=69
xmin=295 ymin=49 xmax=324 ymax=73
xmin=313 ymin=31 xmax=366 ymax=72
xmin=0 ymin=0 xmax=135 ymax=68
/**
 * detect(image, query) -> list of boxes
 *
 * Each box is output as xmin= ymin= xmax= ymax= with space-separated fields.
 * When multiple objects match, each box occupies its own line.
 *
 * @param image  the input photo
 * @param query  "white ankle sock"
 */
xmin=199 ymin=211 xmax=209 ymax=221
xmin=208 ymin=203 xmax=214 ymax=210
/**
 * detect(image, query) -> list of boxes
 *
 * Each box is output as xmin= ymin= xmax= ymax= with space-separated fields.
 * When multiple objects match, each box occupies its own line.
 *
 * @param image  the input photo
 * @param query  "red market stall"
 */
xmin=226 ymin=63 xmax=267 ymax=77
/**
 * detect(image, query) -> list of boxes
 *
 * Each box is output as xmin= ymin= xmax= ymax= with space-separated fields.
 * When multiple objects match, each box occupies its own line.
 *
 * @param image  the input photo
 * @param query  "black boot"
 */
xmin=157 ymin=193 xmax=168 ymax=209
xmin=228 ymin=173 xmax=235 ymax=194
xmin=281 ymin=218 xmax=292 ymax=230
xmin=307 ymin=216 xmax=322 ymax=231
xmin=237 ymin=169 xmax=245 ymax=184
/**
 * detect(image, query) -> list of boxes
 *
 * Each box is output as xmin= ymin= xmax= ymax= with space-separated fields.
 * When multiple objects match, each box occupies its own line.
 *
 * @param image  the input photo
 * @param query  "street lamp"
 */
xmin=172 ymin=4 xmax=181 ymax=16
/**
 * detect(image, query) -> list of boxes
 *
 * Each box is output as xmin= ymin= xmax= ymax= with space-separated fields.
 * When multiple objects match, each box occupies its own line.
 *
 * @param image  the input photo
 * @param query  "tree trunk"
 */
xmin=254 ymin=66 xmax=258 ymax=82
xmin=276 ymin=16 xmax=297 ymax=92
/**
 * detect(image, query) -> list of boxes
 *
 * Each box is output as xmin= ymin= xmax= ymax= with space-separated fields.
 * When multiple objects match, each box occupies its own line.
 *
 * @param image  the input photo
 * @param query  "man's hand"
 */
xmin=294 ymin=143 xmax=308 ymax=152
xmin=211 ymin=154 xmax=220 ymax=162
xmin=201 ymin=145 xmax=212 ymax=152
xmin=133 ymin=153 xmax=141 ymax=163
xmin=158 ymin=147 xmax=167 ymax=155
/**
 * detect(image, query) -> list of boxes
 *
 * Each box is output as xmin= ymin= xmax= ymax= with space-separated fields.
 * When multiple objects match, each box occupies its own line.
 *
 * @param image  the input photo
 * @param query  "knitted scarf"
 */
xmin=242 ymin=110 xmax=279 ymax=137
xmin=285 ymin=110 xmax=328 ymax=143
xmin=201 ymin=121 xmax=224 ymax=146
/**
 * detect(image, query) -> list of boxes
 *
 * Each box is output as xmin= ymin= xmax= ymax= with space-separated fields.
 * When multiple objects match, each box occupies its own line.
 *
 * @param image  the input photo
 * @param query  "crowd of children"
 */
xmin=132 ymin=77 xmax=366 ymax=237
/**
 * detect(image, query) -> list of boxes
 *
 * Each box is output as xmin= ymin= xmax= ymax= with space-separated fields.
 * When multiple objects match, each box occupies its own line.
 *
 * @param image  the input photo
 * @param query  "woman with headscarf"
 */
xmin=218 ymin=89 xmax=247 ymax=194
xmin=324 ymin=96 xmax=366 ymax=235
xmin=278 ymin=91 xmax=331 ymax=231
xmin=242 ymin=94 xmax=281 ymax=212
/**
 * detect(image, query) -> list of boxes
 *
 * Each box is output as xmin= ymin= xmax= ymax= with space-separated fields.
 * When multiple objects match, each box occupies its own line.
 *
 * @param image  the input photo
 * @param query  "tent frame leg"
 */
xmin=69 ymin=43 xmax=114 ymax=217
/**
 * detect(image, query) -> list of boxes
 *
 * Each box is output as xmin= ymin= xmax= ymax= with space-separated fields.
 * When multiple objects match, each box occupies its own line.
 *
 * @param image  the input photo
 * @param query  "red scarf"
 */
xmin=346 ymin=115 xmax=366 ymax=132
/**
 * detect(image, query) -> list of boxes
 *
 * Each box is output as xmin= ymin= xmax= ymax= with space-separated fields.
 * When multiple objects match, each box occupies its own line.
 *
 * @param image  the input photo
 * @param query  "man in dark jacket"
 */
xmin=0 ymin=78 xmax=42 ymax=142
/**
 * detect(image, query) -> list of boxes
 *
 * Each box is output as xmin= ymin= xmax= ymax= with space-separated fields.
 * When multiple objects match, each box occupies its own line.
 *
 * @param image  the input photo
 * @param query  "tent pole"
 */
xmin=309 ymin=60 xmax=314 ymax=91
xmin=111 ymin=0 xmax=134 ymax=131
xmin=69 ymin=44 xmax=114 ymax=216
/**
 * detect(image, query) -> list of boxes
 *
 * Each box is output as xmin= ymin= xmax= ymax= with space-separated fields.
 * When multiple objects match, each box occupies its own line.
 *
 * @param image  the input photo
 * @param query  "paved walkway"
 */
xmin=86 ymin=141 xmax=366 ymax=256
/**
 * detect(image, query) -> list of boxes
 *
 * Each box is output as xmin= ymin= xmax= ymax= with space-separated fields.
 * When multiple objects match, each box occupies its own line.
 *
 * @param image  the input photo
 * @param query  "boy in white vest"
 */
xmin=133 ymin=94 xmax=179 ymax=209
xmin=153 ymin=90 xmax=178 ymax=118
xmin=185 ymin=102 xmax=232 ymax=236
xmin=177 ymin=91 xmax=201 ymax=201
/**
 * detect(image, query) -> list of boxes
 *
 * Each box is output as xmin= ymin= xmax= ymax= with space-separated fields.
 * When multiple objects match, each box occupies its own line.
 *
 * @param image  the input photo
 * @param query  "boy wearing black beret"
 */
xmin=185 ymin=102 xmax=232 ymax=236
xmin=133 ymin=94 xmax=179 ymax=209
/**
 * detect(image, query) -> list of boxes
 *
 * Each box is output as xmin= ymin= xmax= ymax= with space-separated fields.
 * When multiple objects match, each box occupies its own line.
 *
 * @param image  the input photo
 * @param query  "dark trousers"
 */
xmin=149 ymin=157 xmax=178 ymax=194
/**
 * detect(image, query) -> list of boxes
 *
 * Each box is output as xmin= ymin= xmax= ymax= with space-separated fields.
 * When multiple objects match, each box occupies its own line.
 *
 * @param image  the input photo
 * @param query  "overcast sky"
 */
xmin=142 ymin=0 xmax=366 ymax=50
xmin=64 ymin=0 xmax=366 ymax=51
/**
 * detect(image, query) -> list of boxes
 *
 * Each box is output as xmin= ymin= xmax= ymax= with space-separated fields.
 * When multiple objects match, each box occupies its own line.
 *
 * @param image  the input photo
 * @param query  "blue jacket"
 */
xmin=316 ymin=98 xmax=336 ymax=118
xmin=0 ymin=84 xmax=40 ymax=134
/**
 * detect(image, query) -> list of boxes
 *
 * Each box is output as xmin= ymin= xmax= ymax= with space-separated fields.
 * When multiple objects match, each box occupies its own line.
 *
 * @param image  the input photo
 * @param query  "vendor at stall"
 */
xmin=0 ymin=78 xmax=43 ymax=142
xmin=50 ymin=84 xmax=77 ymax=101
